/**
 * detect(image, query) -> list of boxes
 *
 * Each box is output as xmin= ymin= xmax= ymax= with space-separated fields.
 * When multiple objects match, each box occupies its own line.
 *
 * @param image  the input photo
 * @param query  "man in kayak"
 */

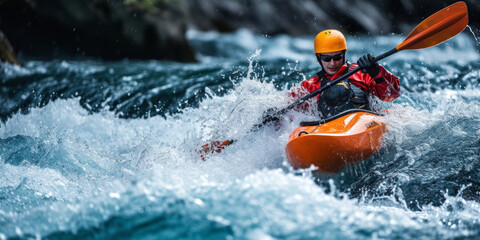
xmin=292 ymin=29 xmax=400 ymax=117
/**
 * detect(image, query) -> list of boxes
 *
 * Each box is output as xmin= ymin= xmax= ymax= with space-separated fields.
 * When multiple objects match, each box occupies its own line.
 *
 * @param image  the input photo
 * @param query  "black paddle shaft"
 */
xmin=254 ymin=47 xmax=398 ymax=129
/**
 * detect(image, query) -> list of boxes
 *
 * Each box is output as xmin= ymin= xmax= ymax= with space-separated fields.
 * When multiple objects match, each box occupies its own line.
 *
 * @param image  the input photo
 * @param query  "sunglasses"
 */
xmin=319 ymin=53 xmax=344 ymax=62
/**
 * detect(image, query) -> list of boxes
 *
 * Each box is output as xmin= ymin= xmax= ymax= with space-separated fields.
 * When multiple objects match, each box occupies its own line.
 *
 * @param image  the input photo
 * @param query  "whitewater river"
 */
xmin=1 ymin=29 xmax=480 ymax=239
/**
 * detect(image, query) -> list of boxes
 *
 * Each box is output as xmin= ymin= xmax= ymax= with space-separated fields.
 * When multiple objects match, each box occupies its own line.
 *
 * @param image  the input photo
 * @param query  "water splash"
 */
xmin=1 ymin=30 xmax=480 ymax=239
xmin=467 ymin=25 xmax=479 ymax=48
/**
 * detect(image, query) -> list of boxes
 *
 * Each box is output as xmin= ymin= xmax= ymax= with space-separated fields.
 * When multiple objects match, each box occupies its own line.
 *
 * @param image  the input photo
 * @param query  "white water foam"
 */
xmin=2 ymin=33 xmax=480 ymax=238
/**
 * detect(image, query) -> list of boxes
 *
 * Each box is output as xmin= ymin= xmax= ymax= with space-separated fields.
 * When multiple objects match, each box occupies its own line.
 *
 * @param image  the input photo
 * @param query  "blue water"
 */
xmin=1 ymin=29 xmax=480 ymax=239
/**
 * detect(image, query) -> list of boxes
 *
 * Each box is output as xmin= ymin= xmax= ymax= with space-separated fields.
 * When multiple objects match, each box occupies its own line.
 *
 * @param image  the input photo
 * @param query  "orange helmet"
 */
xmin=314 ymin=29 xmax=347 ymax=54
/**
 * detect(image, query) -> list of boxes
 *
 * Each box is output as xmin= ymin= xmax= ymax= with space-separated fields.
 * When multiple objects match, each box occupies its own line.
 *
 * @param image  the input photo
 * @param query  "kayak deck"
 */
xmin=285 ymin=110 xmax=386 ymax=173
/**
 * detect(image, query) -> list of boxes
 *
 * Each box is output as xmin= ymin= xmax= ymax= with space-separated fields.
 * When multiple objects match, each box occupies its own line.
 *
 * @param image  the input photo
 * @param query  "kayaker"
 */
xmin=292 ymin=29 xmax=401 ymax=117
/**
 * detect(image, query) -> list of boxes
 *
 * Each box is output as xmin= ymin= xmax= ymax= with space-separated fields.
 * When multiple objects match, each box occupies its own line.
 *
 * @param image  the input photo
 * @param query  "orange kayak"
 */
xmin=285 ymin=110 xmax=387 ymax=173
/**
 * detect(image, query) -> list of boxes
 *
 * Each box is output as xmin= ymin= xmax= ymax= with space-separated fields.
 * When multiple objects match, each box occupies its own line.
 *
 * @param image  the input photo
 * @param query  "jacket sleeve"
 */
xmin=290 ymin=76 xmax=320 ymax=98
xmin=349 ymin=63 xmax=400 ymax=102
xmin=290 ymin=76 xmax=320 ymax=111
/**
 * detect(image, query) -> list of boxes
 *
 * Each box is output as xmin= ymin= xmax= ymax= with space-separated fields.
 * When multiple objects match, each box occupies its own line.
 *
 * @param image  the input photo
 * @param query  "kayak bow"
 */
xmin=285 ymin=110 xmax=386 ymax=173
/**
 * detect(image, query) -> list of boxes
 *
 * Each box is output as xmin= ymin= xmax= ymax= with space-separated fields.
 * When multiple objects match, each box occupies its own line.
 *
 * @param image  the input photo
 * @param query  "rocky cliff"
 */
xmin=0 ymin=0 xmax=195 ymax=62
xmin=187 ymin=0 xmax=479 ymax=35
xmin=0 ymin=30 xmax=20 ymax=65
xmin=0 ymin=0 xmax=477 ymax=63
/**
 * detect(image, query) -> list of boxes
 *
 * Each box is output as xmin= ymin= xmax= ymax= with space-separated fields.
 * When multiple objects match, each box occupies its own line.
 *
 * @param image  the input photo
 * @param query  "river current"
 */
xmin=1 ymin=29 xmax=480 ymax=239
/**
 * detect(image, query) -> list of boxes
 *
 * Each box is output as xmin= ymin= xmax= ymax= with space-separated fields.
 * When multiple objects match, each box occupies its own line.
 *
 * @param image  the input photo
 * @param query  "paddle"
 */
xmin=197 ymin=1 xmax=469 ymax=159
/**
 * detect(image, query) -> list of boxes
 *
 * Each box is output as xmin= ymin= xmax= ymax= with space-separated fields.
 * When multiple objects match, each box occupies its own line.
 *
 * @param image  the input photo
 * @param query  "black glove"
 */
xmin=357 ymin=53 xmax=380 ymax=78
xmin=261 ymin=107 xmax=280 ymax=124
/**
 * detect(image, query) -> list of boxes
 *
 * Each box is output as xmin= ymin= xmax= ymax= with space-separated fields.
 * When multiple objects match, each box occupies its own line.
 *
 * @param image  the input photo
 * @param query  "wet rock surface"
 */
xmin=187 ymin=0 xmax=479 ymax=35
xmin=0 ymin=0 xmax=477 ymax=61
xmin=0 ymin=0 xmax=195 ymax=61
xmin=0 ymin=30 xmax=20 ymax=65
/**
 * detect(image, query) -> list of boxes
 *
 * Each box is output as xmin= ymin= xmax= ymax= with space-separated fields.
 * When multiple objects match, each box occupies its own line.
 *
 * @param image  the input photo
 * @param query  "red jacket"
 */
xmin=292 ymin=63 xmax=400 ymax=103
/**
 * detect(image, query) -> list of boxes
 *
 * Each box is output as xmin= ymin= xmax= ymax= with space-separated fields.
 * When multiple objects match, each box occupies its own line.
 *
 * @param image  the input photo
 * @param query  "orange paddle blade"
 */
xmin=396 ymin=1 xmax=468 ymax=51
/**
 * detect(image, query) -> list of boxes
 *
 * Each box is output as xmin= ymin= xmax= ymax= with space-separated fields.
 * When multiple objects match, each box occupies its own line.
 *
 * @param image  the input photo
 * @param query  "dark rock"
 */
xmin=0 ymin=0 xmax=195 ymax=61
xmin=186 ymin=0 xmax=344 ymax=35
xmin=0 ymin=0 xmax=477 ymax=62
xmin=365 ymin=0 xmax=480 ymax=34
xmin=0 ymin=30 xmax=20 ymax=65
xmin=187 ymin=0 xmax=480 ymax=35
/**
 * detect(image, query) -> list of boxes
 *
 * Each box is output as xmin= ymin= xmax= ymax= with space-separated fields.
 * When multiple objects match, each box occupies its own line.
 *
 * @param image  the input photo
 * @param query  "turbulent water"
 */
xmin=1 ymin=28 xmax=480 ymax=239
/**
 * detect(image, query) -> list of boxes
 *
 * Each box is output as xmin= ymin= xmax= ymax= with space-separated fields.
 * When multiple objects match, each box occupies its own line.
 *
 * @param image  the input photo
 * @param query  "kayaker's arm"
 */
xmin=369 ymin=66 xmax=401 ymax=102
xmin=288 ymin=77 xmax=321 ymax=111
xmin=357 ymin=53 xmax=401 ymax=102
xmin=349 ymin=63 xmax=401 ymax=102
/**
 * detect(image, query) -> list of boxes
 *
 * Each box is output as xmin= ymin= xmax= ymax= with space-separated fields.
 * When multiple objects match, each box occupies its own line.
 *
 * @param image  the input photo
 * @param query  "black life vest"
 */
xmin=317 ymin=62 xmax=371 ymax=117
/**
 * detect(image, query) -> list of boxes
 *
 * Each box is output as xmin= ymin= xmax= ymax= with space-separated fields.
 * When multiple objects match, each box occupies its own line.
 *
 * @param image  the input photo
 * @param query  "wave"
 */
xmin=1 ymin=29 xmax=480 ymax=239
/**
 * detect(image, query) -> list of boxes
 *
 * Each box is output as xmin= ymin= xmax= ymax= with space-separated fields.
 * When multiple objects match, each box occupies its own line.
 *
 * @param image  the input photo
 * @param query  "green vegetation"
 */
xmin=123 ymin=0 xmax=177 ymax=12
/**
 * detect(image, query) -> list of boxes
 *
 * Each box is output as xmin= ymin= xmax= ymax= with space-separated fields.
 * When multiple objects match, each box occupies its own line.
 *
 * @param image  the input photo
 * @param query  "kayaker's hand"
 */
xmin=357 ymin=53 xmax=380 ymax=78
xmin=262 ymin=107 xmax=280 ymax=123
